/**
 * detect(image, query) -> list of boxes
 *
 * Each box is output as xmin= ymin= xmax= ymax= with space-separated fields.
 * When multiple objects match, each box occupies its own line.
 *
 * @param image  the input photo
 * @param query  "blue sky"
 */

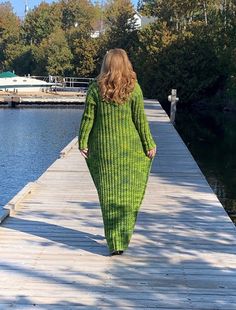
xmin=8 ymin=0 xmax=53 ymax=17
xmin=6 ymin=0 xmax=138 ymax=18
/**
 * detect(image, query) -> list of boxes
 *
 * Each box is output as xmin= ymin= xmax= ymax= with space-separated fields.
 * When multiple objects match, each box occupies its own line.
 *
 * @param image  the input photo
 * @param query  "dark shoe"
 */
xmin=111 ymin=250 xmax=124 ymax=256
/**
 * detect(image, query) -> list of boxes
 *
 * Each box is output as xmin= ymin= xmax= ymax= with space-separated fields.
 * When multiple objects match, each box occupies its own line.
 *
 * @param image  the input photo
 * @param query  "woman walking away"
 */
xmin=78 ymin=48 xmax=156 ymax=256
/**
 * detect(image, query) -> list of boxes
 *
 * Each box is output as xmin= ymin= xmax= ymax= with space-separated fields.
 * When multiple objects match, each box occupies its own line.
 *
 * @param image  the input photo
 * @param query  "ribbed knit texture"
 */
xmin=78 ymin=81 xmax=156 ymax=252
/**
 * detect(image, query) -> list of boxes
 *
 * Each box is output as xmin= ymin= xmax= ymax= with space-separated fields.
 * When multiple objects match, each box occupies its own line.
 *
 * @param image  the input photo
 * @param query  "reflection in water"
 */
xmin=0 ymin=108 xmax=83 ymax=207
xmin=176 ymin=108 xmax=236 ymax=224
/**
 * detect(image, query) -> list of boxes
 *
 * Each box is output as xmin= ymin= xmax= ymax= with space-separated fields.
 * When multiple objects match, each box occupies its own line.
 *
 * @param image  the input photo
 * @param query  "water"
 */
xmin=175 ymin=108 xmax=236 ymax=224
xmin=0 ymin=108 xmax=83 ymax=207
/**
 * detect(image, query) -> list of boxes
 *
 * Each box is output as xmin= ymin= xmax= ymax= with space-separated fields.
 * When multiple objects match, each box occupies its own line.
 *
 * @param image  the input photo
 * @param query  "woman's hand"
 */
xmin=80 ymin=148 xmax=89 ymax=159
xmin=147 ymin=146 xmax=156 ymax=159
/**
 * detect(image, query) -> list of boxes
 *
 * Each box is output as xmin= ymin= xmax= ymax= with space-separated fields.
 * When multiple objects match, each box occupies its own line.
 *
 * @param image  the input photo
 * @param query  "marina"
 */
xmin=0 ymin=71 xmax=55 ymax=92
xmin=0 ymin=74 xmax=89 ymax=107
xmin=0 ymin=101 xmax=236 ymax=309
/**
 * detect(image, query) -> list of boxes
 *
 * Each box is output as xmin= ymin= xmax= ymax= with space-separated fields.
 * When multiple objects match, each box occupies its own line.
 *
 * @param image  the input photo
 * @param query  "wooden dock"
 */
xmin=0 ymin=92 xmax=86 ymax=108
xmin=0 ymin=101 xmax=236 ymax=309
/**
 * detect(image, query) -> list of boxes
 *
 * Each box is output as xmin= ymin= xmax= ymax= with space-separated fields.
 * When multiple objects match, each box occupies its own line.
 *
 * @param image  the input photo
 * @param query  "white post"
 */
xmin=168 ymin=89 xmax=179 ymax=124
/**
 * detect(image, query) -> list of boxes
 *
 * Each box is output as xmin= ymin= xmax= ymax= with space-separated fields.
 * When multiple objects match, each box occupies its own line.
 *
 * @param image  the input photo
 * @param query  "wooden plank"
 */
xmin=3 ymin=182 xmax=38 ymax=213
xmin=60 ymin=137 xmax=78 ymax=158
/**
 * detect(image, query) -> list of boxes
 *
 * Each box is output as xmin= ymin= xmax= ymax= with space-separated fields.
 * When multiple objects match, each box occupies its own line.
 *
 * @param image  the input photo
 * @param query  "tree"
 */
xmin=60 ymin=0 xmax=101 ymax=76
xmin=90 ymin=0 xmax=139 ymax=75
xmin=71 ymin=36 xmax=100 ymax=76
xmin=141 ymin=0 xmax=222 ymax=31
xmin=33 ymin=27 xmax=73 ymax=76
xmin=22 ymin=2 xmax=62 ymax=45
xmin=61 ymin=0 xmax=96 ymax=34
xmin=131 ymin=21 xmax=177 ymax=95
xmin=0 ymin=2 xmax=20 ymax=70
xmin=134 ymin=24 xmax=223 ymax=103
xmin=3 ymin=43 xmax=33 ymax=75
xmin=103 ymin=0 xmax=137 ymax=48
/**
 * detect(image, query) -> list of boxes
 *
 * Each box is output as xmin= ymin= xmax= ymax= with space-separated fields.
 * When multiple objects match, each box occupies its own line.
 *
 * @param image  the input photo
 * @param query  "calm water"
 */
xmin=176 ymin=109 xmax=236 ymax=224
xmin=0 ymin=108 xmax=82 ymax=207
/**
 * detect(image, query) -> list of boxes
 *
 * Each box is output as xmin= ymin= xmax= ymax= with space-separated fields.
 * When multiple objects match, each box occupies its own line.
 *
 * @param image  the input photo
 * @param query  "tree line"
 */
xmin=0 ymin=0 xmax=236 ymax=105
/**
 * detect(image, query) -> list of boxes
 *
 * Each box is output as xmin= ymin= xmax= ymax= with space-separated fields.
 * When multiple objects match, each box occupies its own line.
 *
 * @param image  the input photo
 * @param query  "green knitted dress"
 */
xmin=78 ymin=81 xmax=156 ymax=252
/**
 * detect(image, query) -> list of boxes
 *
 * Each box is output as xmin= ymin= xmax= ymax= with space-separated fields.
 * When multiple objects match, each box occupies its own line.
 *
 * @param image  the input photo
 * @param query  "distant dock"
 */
xmin=0 ymin=91 xmax=86 ymax=108
xmin=0 ymin=100 xmax=236 ymax=309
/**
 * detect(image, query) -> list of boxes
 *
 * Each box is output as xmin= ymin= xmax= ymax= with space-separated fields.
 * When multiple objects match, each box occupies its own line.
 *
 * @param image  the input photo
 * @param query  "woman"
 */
xmin=78 ymin=48 xmax=156 ymax=256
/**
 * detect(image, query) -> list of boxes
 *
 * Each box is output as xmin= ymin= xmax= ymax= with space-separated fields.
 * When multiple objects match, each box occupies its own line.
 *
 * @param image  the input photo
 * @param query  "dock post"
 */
xmin=168 ymin=89 xmax=179 ymax=124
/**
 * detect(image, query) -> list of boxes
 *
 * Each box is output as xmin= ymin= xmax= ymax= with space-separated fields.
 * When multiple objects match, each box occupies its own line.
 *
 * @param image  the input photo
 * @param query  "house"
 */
xmin=90 ymin=10 xmax=156 ymax=38
xmin=133 ymin=10 xmax=156 ymax=29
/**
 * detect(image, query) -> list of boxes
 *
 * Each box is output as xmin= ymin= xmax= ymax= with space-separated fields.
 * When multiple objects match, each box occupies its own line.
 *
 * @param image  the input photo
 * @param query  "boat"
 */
xmin=0 ymin=71 xmax=57 ymax=93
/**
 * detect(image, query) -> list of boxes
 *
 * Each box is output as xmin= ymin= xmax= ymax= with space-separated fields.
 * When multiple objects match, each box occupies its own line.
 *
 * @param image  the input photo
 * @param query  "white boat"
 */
xmin=0 ymin=71 xmax=56 ymax=93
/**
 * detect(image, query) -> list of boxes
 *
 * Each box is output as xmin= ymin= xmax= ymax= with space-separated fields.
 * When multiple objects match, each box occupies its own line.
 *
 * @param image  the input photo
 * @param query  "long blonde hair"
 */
xmin=97 ymin=49 xmax=137 ymax=104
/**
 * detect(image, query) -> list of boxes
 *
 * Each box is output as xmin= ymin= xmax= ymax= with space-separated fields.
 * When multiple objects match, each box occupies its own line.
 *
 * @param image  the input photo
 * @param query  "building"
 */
xmin=90 ymin=10 xmax=156 ymax=38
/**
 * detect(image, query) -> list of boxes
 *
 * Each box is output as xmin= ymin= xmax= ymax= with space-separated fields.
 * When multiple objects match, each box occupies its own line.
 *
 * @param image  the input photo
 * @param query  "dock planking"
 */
xmin=0 ymin=101 xmax=236 ymax=309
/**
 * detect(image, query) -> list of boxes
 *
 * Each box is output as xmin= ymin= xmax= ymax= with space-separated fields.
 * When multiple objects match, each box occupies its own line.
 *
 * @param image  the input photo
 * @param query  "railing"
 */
xmin=30 ymin=75 xmax=94 ymax=93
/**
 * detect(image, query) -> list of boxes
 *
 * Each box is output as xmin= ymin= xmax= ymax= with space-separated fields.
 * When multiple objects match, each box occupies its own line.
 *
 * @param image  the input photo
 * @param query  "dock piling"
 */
xmin=168 ymin=88 xmax=179 ymax=124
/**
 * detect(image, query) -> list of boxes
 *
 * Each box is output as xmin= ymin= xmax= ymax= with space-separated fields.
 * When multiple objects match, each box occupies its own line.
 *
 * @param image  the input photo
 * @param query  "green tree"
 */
xmin=92 ymin=0 xmax=138 ymax=75
xmin=103 ymin=0 xmax=137 ymax=48
xmin=0 ymin=2 xmax=20 ymax=70
xmin=130 ymin=20 xmax=174 ymax=96
xmin=22 ymin=2 xmax=62 ymax=45
xmin=134 ymin=23 xmax=223 ymax=103
xmin=142 ymin=0 xmax=222 ymax=31
xmin=71 ymin=36 xmax=100 ymax=76
xmin=3 ymin=44 xmax=33 ymax=74
xmin=33 ymin=27 xmax=73 ymax=76
xmin=60 ymin=0 xmax=100 ymax=76
xmin=61 ymin=0 xmax=96 ymax=31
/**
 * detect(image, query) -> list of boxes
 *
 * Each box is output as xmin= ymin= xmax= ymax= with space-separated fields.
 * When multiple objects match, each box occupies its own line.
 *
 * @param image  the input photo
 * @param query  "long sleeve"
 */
xmin=78 ymin=83 xmax=97 ymax=149
xmin=131 ymin=83 xmax=156 ymax=153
